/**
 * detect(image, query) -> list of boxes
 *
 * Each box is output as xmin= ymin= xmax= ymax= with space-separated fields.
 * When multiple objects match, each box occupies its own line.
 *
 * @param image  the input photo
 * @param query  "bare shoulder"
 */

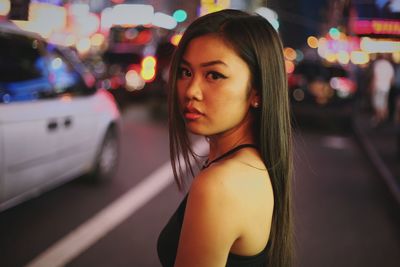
xmin=175 ymin=154 xmax=274 ymax=266
xmin=188 ymin=152 xmax=274 ymax=227
xmin=187 ymin=164 xmax=242 ymax=221
xmin=174 ymin=161 xmax=248 ymax=266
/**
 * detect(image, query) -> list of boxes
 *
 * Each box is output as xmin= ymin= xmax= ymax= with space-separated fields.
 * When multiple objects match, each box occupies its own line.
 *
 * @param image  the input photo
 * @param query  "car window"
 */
xmin=0 ymin=31 xmax=95 ymax=104
xmin=0 ymin=32 xmax=52 ymax=103
xmin=44 ymin=45 xmax=85 ymax=96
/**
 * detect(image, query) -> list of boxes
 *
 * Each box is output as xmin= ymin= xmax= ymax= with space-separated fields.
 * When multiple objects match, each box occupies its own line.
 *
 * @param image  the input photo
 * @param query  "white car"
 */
xmin=0 ymin=23 xmax=121 ymax=212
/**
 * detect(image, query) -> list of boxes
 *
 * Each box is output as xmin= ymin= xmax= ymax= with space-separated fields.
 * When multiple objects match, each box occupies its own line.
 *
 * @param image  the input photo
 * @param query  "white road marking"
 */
xmin=321 ymin=136 xmax=350 ymax=150
xmin=25 ymin=139 xmax=208 ymax=267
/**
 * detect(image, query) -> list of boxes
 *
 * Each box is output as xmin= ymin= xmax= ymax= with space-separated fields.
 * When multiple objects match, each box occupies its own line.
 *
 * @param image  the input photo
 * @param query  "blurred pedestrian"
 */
xmin=157 ymin=9 xmax=293 ymax=267
xmin=370 ymin=54 xmax=395 ymax=126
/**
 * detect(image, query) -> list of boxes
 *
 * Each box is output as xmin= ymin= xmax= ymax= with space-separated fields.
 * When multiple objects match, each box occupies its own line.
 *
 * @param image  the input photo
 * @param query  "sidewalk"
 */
xmin=353 ymin=111 xmax=400 ymax=206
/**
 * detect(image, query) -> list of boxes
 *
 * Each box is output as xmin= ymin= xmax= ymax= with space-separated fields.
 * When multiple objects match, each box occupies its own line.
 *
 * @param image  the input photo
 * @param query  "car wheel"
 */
xmin=87 ymin=127 xmax=119 ymax=182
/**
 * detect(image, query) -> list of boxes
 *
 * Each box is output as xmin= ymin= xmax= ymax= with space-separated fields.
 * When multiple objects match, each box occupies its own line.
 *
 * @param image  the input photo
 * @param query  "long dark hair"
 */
xmin=168 ymin=9 xmax=293 ymax=267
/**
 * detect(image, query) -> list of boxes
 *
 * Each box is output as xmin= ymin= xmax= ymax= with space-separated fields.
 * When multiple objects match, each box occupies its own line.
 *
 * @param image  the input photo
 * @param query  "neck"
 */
xmin=207 ymin=113 xmax=255 ymax=161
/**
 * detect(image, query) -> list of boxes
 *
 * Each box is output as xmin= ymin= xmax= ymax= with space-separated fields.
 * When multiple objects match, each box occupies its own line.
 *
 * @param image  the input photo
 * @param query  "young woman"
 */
xmin=157 ymin=9 xmax=293 ymax=267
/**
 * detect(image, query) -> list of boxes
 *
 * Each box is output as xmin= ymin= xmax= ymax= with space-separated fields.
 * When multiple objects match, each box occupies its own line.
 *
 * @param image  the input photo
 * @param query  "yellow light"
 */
xmin=76 ymin=38 xmax=91 ymax=55
xmin=337 ymin=51 xmax=350 ymax=65
xmin=142 ymin=56 xmax=157 ymax=68
xmin=307 ymin=36 xmax=319 ymax=48
xmin=0 ymin=0 xmax=11 ymax=16
xmin=140 ymin=68 xmax=156 ymax=81
xmin=140 ymin=56 xmax=157 ymax=81
xmin=284 ymin=47 xmax=297 ymax=61
xmin=61 ymin=95 xmax=72 ymax=102
xmin=90 ymin=33 xmax=105 ymax=47
xmin=170 ymin=33 xmax=183 ymax=46
xmin=350 ymin=51 xmax=370 ymax=65
xmin=339 ymin=32 xmax=347 ymax=40
xmin=325 ymin=53 xmax=337 ymax=63
xmin=393 ymin=51 xmax=400 ymax=64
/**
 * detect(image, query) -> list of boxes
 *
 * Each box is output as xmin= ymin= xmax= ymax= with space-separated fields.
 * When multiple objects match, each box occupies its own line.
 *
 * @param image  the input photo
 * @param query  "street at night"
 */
xmin=0 ymin=103 xmax=399 ymax=267
xmin=1 ymin=0 xmax=400 ymax=266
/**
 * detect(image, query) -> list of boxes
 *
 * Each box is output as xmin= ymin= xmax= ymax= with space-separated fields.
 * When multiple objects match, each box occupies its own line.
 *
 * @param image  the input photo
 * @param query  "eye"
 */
xmin=206 ymin=71 xmax=226 ymax=81
xmin=178 ymin=67 xmax=192 ymax=79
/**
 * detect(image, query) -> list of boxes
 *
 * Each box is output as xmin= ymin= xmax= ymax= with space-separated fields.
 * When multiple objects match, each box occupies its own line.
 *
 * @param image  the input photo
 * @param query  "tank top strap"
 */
xmin=202 ymin=143 xmax=258 ymax=169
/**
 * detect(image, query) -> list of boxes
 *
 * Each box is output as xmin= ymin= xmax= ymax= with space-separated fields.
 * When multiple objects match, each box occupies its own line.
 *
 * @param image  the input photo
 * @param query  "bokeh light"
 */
xmin=173 ymin=9 xmax=187 ymax=23
xmin=307 ymin=36 xmax=319 ymax=48
xmin=0 ymin=0 xmax=11 ymax=16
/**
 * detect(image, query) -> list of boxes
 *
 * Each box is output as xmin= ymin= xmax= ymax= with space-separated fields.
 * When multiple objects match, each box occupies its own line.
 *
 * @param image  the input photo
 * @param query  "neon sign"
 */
xmin=351 ymin=20 xmax=400 ymax=36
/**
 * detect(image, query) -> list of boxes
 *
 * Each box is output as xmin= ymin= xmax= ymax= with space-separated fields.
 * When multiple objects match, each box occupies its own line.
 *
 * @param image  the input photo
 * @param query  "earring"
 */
xmin=253 ymin=102 xmax=259 ymax=108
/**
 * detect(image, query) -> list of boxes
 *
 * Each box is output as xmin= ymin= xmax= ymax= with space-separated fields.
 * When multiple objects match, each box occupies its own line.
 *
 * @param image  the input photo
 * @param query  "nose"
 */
xmin=184 ymin=77 xmax=203 ymax=101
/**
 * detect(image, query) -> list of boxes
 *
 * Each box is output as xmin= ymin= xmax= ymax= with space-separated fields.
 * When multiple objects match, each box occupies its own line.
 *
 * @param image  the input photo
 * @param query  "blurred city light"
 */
xmin=173 ymin=9 xmax=187 ymax=22
xmin=76 ymin=37 xmax=91 ymax=55
xmin=351 ymin=19 xmax=400 ymax=36
xmin=393 ymin=51 xmax=400 ymax=63
xmin=126 ymin=70 xmax=145 ymax=91
xmin=350 ymin=51 xmax=369 ymax=65
xmin=100 ymin=7 xmax=114 ymax=32
xmin=12 ymin=2 xmax=66 ymax=38
xmin=71 ymin=11 xmax=100 ymax=37
xmin=328 ymin=27 xmax=340 ymax=40
xmin=141 ymin=56 xmax=157 ymax=82
xmin=307 ymin=36 xmax=319 ymax=48
xmin=152 ymin=12 xmax=177 ymax=30
xmin=330 ymin=77 xmax=356 ymax=96
xmin=69 ymin=3 xmax=89 ymax=17
xmin=360 ymin=37 xmax=400 ymax=53
xmin=295 ymin=49 xmax=304 ymax=62
xmin=284 ymin=47 xmax=297 ymax=61
xmin=337 ymin=50 xmax=350 ymax=65
xmin=65 ymin=34 xmax=76 ymax=46
xmin=293 ymin=89 xmax=305 ymax=102
xmin=0 ymin=0 xmax=10 ymax=16
xmin=284 ymin=60 xmax=295 ymax=74
xmin=199 ymin=0 xmax=230 ymax=16
xmin=317 ymin=37 xmax=328 ymax=58
xmin=51 ymin=58 xmax=63 ymax=70
xmin=112 ymin=4 xmax=154 ymax=26
xmin=90 ymin=33 xmax=105 ymax=47
xmin=170 ymin=33 xmax=183 ymax=46
xmin=255 ymin=7 xmax=279 ymax=30
xmin=325 ymin=53 xmax=337 ymax=63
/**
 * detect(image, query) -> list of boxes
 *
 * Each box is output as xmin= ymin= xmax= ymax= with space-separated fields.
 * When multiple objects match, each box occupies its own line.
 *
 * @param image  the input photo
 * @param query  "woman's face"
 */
xmin=177 ymin=34 xmax=256 ymax=137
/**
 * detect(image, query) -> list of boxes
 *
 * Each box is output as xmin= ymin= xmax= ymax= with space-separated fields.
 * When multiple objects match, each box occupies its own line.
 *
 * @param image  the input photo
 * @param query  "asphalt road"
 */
xmin=0 ymin=103 xmax=399 ymax=267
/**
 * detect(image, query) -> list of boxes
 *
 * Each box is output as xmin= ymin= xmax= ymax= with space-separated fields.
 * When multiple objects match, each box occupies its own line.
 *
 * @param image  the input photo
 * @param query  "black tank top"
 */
xmin=157 ymin=144 xmax=269 ymax=267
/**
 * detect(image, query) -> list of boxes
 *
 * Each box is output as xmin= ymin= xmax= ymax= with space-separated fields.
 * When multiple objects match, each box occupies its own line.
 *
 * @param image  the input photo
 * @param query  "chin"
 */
xmin=185 ymin=123 xmax=209 ymax=136
xmin=186 ymin=127 xmax=205 ymax=136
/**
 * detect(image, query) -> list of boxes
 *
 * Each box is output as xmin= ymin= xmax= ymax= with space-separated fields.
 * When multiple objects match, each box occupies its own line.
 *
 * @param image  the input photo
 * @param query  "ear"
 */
xmin=250 ymin=88 xmax=261 ymax=108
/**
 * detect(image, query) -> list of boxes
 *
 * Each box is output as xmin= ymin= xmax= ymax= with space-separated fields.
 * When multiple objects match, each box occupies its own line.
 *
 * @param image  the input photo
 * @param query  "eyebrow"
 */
xmin=181 ymin=58 xmax=228 ymax=67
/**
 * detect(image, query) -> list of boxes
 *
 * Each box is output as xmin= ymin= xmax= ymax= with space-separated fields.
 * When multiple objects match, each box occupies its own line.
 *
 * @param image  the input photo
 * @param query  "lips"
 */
xmin=183 ymin=106 xmax=203 ymax=120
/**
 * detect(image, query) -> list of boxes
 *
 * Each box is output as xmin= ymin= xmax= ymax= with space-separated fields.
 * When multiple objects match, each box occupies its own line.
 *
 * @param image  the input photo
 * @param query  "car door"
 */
xmin=42 ymin=46 xmax=98 ymax=180
xmin=0 ymin=32 xmax=63 ymax=205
